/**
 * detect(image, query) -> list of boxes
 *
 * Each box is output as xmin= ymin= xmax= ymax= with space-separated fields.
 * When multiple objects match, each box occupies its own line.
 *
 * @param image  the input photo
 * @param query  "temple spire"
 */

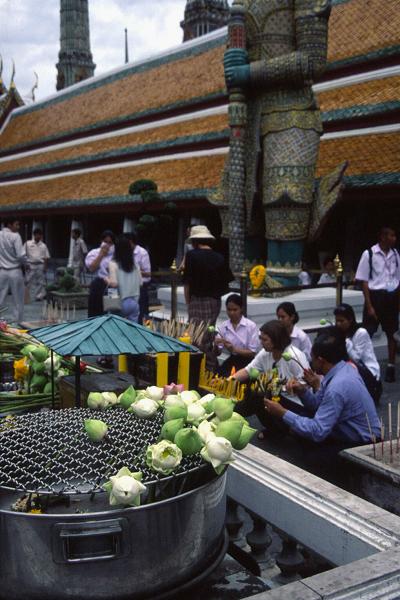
xmin=56 ymin=0 xmax=96 ymax=91
xmin=181 ymin=0 xmax=229 ymax=42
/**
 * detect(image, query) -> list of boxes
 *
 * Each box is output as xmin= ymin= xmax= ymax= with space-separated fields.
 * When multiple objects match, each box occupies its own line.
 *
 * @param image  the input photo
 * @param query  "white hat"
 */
xmin=189 ymin=225 xmax=215 ymax=240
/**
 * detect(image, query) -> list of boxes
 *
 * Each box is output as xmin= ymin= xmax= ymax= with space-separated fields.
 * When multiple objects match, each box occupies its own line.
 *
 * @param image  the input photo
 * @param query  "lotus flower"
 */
xmin=186 ymin=402 xmax=207 ymax=425
xmin=282 ymin=351 xmax=305 ymax=370
xmin=21 ymin=344 xmax=38 ymax=358
xmin=198 ymin=393 xmax=215 ymax=413
xmin=248 ymin=367 xmax=261 ymax=381
xmin=235 ymin=423 xmax=257 ymax=450
xmin=197 ymin=419 xmax=216 ymax=443
xmin=84 ymin=419 xmax=108 ymax=442
xmin=118 ymin=385 xmax=137 ymax=409
xmin=215 ymin=418 xmax=244 ymax=447
xmin=43 ymin=355 xmax=61 ymax=375
xmin=29 ymin=346 xmax=48 ymax=362
xmin=87 ymin=392 xmax=107 ymax=410
xmin=163 ymin=382 xmax=185 ymax=396
xmin=164 ymin=394 xmax=185 ymax=409
xmin=145 ymin=386 xmax=164 ymax=402
xmin=320 ymin=318 xmax=333 ymax=326
xmin=180 ymin=390 xmax=200 ymax=405
xmin=174 ymin=428 xmax=203 ymax=456
xmin=164 ymin=403 xmax=188 ymax=423
xmin=212 ymin=397 xmax=234 ymax=421
xmin=102 ymin=392 xmax=118 ymax=407
xmin=201 ymin=436 xmax=234 ymax=474
xmin=159 ymin=418 xmax=185 ymax=442
xmin=103 ymin=467 xmax=146 ymax=507
xmin=146 ymin=440 xmax=182 ymax=475
xmin=129 ymin=398 xmax=159 ymax=419
xmin=231 ymin=412 xmax=246 ymax=423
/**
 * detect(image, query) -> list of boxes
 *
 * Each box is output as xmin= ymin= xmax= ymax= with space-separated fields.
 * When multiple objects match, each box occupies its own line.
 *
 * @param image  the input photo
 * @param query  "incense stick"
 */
xmin=380 ymin=418 xmax=385 ymax=459
xmin=365 ymin=412 xmax=376 ymax=459
xmin=388 ymin=403 xmax=393 ymax=461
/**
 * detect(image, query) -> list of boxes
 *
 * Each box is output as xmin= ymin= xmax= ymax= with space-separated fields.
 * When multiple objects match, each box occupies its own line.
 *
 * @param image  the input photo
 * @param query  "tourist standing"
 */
xmin=106 ymin=235 xmax=142 ymax=322
xmin=183 ymin=225 xmax=233 ymax=326
xmin=215 ymin=294 xmax=260 ymax=376
xmin=276 ymin=301 xmax=312 ymax=360
xmin=124 ymin=232 xmax=151 ymax=324
xmin=68 ymin=228 xmax=87 ymax=282
xmin=0 ymin=217 xmax=27 ymax=324
xmin=355 ymin=226 xmax=400 ymax=382
xmin=85 ymin=230 xmax=115 ymax=317
xmin=317 ymin=256 xmax=336 ymax=285
xmin=25 ymin=228 xmax=50 ymax=301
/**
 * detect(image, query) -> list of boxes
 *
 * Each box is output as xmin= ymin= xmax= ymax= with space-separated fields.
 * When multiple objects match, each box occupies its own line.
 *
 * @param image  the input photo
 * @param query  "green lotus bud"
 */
xmin=146 ymin=440 xmax=182 ymax=475
xmin=208 ymin=325 xmax=216 ymax=333
xmin=118 ymin=385 xmax=137 ymax=409
xmin=215 ymin=418 xmax=243 ymax=447
xmin=30 ymin=374 xmax=48 ymax=392
xmin=32 ymin=361 xmax=46 ymax=375
xmin=103 ymin=467 xmax=146 ymax=507
xmin=129 ymin=398 xmax=159 ymax=419
xmin=159 ymin=418 xmax=185 ymax=442
xmin=282 ymin=352 xmax=292 ymax=362
xmin=200 ymin=436 xmax=234 ymax=474
xmin=212 ymin=397 xmax=234 ymax=421
xmin=231 ymin=412 xmax=246 ymax=423
xmin=164 ymin=403 xmax=188 ymax=423
xmin=234 ymin=423 xmax=257 ymax=450
xmin=21 ymin=344 xmax=38 ymax=358
xmin=84 ymin=419 xmax=108 ymax=442
xmin=174 ymin=428 xmax=203 ymax=456
xmin=198 ymin=393 xmax=215 ymax=413
xmin=43 ymin=382 xmax=53 ymax=394
xmin=248 ymin=368 xmax=261 ymax=381
xmin=320 ymin=318 xmax=327 ymax=325
xmin=29 ymin=346 xmax=48 ymax=362
xmin=87 ymin=392 xmax=107 ymax=410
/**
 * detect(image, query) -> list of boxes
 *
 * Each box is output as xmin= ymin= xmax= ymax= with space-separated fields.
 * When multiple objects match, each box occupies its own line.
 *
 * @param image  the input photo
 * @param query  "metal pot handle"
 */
xmin=52 ymin=518 xmax=130 ymax=564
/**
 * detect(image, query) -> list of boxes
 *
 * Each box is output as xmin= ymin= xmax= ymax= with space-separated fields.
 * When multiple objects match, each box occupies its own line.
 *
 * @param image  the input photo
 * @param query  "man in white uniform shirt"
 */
xmin=125 ymin=232 xmax=151 ymax=324
xmin=0 ymin=217 xmax=27 ymax=324
xmin=25 ymin=228 xmax=50 ymax=301
xmin=355 ymin=227 xmax=400 ymax=382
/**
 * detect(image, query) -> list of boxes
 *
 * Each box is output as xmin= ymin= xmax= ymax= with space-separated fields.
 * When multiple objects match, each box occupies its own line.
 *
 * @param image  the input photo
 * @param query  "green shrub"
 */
xmin=129 ymin=179 xmax=158 ymax=195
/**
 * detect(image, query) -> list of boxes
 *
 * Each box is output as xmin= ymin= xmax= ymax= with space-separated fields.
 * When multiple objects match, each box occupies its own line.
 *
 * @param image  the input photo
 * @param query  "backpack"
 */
xmin=353 ymin=360 xmax=382 ymax=405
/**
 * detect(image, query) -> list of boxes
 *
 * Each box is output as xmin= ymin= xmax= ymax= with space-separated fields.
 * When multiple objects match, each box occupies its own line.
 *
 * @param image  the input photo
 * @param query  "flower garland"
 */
xmin=249 ymin=265 xmax=266 ymax=289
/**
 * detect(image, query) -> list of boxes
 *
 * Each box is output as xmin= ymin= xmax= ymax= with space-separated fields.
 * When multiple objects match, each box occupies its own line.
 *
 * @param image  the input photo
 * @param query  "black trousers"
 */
xmin=88 ymin=277 xmax=107 ymax=318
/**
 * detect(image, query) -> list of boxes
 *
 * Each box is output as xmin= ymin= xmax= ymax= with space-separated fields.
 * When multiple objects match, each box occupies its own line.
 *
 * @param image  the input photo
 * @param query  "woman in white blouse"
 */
xmin=334 ymin=303 xmax=382 ymax=402
xmin=105 ymin=235 xmax=142 ymax=322
xmin=276 ymin=302 xmax=312 ymax=361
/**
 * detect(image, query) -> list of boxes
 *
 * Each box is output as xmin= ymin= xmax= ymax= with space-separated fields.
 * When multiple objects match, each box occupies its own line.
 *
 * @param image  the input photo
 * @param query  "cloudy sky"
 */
xmin=0 ymin=0 xmax=191 ymax=101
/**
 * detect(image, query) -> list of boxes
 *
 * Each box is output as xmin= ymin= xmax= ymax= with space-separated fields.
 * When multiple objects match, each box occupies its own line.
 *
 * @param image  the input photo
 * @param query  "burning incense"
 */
xmin=397 ymin=401 xmax=400 ymax=453
xmin=388 ymin=403 xmax=393 ymax=461
xmin=381 ymin=418 xmax=385 ymax=459
xmin=365 ymin=412 xmax=376 ymax=459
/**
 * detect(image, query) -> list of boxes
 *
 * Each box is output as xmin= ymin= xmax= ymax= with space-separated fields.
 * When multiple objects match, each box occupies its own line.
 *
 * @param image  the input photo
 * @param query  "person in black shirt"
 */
xmin=182 ymin=225 xmax=233 ymax=326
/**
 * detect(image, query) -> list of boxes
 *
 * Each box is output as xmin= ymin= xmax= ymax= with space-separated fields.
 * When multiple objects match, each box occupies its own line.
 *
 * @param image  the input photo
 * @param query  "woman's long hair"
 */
xmin=333 ymin=303 xmax=360 ymax=337
xmin=114 ymin=235 xmax=135 ymax=273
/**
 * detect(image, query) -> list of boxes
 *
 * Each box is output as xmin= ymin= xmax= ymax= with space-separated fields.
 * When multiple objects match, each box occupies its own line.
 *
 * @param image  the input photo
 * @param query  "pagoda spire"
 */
xmin=56 ymin=0 xmax=96 ymax=91
xmin=181 ymin=0 xmax=229 ymax=42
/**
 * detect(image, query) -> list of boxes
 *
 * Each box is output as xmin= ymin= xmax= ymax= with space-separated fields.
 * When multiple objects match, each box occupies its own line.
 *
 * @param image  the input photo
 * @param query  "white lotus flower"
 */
xmin=102 ymin=392 xmax=118 ymax=407
xmin=146 ymin=440 xmax=182 ymax=475
xmin=186 ymin=402 xmax=207 ymax=425
xmin=197 ymin=419 xmax=216 ymax=443
xmin=201 ymin=436 xmax=234 ymax=474
xmin=145 ymin=386 xmax=164 ymax=402
xmin=198 ymin=393 xmax=215 ymax=407
xmin=130 ymin=398 xmax=159 ymax=419
xmin=180 ymin=390 xmax=200 ymax=405
xmin=87 ymin=392 xmax=107 ymax=410
xmin=103 ymin=467 xmax=146 ymax=507
xmin=164 ymin=394 xmax=185 ymax=409
xmin=43 ymin=355 xmax=61 ymax=375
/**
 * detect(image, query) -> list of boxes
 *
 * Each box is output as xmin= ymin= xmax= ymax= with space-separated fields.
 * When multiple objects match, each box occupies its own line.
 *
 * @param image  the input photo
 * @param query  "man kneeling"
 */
xmin=265 ymin=328 xmax=381 ymax=480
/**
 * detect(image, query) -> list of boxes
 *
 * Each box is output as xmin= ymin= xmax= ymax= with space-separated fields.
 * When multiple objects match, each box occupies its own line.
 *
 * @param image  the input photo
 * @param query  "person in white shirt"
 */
xmin=68 ymin=228 xmax=88 ymax=282
xmin=232 ymin=320 xmax=310 ymax=438
xmin=318 ymin=256 xmax=336 ymax=285
xmin=298 ymin=261 xmax=311 ymax=286
xmin=276 ymin=301 xmax=312 ymax=360
xmin=333 ymin=303 xmax=382 ymax=403
xmin=124 ymin=232 xmax=151 ymax=323
xmin=215 ymin=294 xmax=260 ymax=376
xmin=0 ymin=217 xmax=27 ymax=324
xmin=105 ymin=236 xmax=142 ymax=322
xmin=355 ymin=227 xmax=400 ymax=382
xmin=24 ymin=228 xmax=50 ymax=301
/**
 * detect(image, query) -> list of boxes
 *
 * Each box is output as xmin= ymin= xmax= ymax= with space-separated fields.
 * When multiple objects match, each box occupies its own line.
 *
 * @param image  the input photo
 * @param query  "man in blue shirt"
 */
xmin=265 ymin=329 xmax=381 ymax=446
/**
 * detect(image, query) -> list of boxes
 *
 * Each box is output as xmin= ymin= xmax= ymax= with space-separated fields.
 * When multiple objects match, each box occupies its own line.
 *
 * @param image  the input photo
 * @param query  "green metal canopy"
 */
xmin=28 ymin=314 xmax=199 ymax=356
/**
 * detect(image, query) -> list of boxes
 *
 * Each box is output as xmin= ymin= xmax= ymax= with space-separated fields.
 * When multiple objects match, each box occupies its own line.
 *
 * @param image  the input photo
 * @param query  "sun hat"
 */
xmin=189 ymin=225 xmax=215 ymax=240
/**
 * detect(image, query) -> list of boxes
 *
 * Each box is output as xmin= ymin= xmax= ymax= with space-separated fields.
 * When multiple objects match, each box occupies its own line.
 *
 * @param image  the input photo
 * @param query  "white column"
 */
xmin=123 ymin=218 xmax=136 ymax=233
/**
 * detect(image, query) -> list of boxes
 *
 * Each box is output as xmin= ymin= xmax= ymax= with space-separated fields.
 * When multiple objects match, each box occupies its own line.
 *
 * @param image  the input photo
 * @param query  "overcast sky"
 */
xmin=0 ymin=0 xmax=191 ymax=101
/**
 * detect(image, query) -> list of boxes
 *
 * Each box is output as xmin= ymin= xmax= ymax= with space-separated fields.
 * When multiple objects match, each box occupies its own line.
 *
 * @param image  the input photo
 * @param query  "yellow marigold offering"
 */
xmin=14 ymin=357 xmax=29 ymax=382
xmin=249 ymin=265 xmax=266 ymax=289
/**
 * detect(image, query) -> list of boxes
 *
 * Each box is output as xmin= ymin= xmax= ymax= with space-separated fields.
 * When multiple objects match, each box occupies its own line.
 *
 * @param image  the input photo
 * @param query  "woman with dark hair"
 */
xmin=105 ymin=235 xmax=142 ymax=322
xmin=276 ymin=301 xmax=312 ymax=360
xmin=85 ymin=230 xmax=115 ymax=318
xmin=214 ymin=294 xmax=259 ymax=376
xmin=334 ymin=303 xmax=381 ymax=402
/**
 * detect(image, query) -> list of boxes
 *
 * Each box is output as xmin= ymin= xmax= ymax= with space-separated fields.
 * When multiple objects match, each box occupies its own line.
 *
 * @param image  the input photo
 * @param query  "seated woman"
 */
xmin=233 ymin=320 xmax=310 ymax=438
xmin=276 ymin=301 xmax=312 ymax=360
xmin=214 ymin=294 xmax=260 ymax=376
xmin=105 ymin=235 xmax=142 ymax=322
xmin=334 ymin=303 xmax=382 ymax=403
